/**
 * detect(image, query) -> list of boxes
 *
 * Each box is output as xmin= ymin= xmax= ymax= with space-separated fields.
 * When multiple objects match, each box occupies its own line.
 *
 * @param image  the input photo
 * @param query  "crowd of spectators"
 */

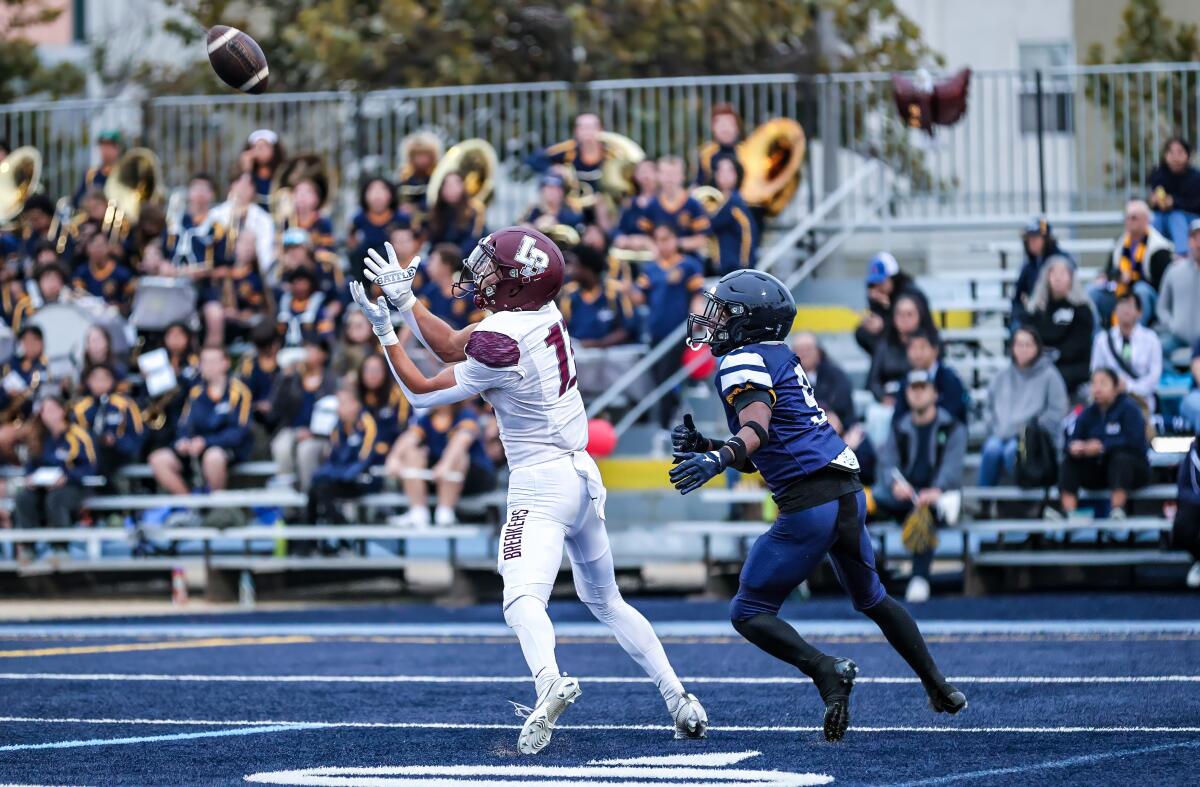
xmin=0 ymin=107 xmax=766 ymax=547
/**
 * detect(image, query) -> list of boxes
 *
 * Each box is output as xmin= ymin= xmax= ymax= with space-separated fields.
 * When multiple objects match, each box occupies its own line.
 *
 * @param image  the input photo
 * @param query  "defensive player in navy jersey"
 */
xmin=670 ymin=269 xmax=966 ymax=741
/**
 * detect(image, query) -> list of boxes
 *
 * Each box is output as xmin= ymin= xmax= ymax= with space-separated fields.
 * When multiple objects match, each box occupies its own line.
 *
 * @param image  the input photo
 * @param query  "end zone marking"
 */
xmin=0 ymin=723 xmax=327 ymax=753
xmin=0 ymin=636 xmax=314 ymax=659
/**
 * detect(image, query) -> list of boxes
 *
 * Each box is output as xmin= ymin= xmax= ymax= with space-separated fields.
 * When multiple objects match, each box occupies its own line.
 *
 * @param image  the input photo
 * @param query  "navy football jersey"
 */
xmin=716 ymin=342 xmax=850 ymax=495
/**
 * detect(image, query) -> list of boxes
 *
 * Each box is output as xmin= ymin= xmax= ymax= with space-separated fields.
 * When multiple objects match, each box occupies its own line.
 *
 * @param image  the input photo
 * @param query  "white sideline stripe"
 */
xmin=1 ymin=672 xmax=1198 ymax=686
xmin=0 ymin=723 xmax=325 ymax=753
xmin=2 ymin=716 xmax=1200 ymax=735
xmin=206 ymin=27 xmax=239 ymax=53
xmin=2 ymin=619 xmax=1198 ymax=638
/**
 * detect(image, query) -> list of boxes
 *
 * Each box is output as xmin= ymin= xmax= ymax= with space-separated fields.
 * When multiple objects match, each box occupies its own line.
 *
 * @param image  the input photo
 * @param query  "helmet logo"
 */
xmin=514 ymin=234 xmax=549 ymax=278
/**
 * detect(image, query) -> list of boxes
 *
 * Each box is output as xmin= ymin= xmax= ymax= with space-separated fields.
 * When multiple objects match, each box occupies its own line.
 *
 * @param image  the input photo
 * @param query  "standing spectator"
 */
xmin=694 ymin=103 xmax=744 ymax=187
xmin=854 ymin=252 xmax=928 ymax=357
xmin=425 ymin=172 xmax=486 ymax=256
xmin=72 ymin=130 xmax=122 ymax=207
xmin=13 ymin=397 xmax=97 ymax=541
xmin=1092 ymin=200 xmax=1173 ymax=325
xmin=72 ymin=231 xmax=135 ymax=314
xmin=633 ymin=223 xmax=706 ymax=427
xmin=791 ymin=331 xmax=855 ymax=427
xmin=1057 ymin=368 xmax=1150 ymax=520
xmin=389 ymin=403 xmax=495 ymax=528
xmin=874 ymin=370 xmax=967 ymax=603
xmin=637 ymin=157 xmax=711 ymax=255
xmin=397 ymin=132 xmax=441 ymax=219
xmin=893 ymin=330 xmax=968 ymax=425
xmin=18 ymin=196 xmax=55 ymax=261
xmin=559 ymin=247 xmax=634 ymax=348
xmin=148 ymin=347 xmax=253 ymax=495
xmin=417 ymin=243 xmax=480 ymax=331
xmin=306 ymin=386 xmax=385 ymax=530
xmin=1172 ymin=438 xmax=1200 ymax=588
xmin=1147 ymin=137 xmax=1200 ymax=255
xmin=283 ymin=177 xmax=335 ymax=253
xmin=612 ymin=159 xmax=659 ymax=255
xmin=240 ymin=129 xmax=286 ymax=211
xmin=1012 ymin=217 xmax=1072 ymax=326
xmin=1026 ymin=256 xmax=1095 ymax=394
xmin=332 ymin=309 xmax=376 ymax=378
xmin=708 ymin=158 xmax=758 ymax=275
xmin=349 ymin=177 xmax=405 ymax=269
xmin=528 ymin=112 xmax=613 ymax=230
xmin=977 ymin=328 xmax=1069 ymax=486
xmin=520 ymin=174 xmax=584 ymax=234
xmin=72 ymin=363 xmax=144 ymax=472
xmin=1155 ymin=219 xmax=1200 ymax=356
xmin=867 ymin=292 xmax=936 ymax=406
xmin=1091 ymin=292 xmax=1163 ymax=413
xmin=270 ymin=336 xmax=337 ymax=491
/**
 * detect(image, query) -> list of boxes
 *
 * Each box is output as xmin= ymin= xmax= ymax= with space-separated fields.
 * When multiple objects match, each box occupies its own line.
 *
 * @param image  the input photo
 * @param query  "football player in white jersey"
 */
xmin=348 ymin=227 xmax=706 ymax=755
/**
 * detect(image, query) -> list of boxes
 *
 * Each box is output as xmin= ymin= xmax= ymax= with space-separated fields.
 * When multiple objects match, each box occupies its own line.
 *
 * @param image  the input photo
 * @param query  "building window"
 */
xmin=1018 ymin=42 xmax=1074 ymax=134
xmin=72 ymin=0 xmax=86 ymax=43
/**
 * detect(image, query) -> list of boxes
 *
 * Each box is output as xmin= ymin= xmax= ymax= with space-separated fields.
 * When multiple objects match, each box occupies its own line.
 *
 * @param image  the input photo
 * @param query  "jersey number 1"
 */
xmin=545 ymin=321 xmax=578 ymax=396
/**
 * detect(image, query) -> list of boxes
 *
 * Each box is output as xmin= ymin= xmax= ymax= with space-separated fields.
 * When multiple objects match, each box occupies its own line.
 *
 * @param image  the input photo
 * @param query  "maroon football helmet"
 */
xmin=454 ymin=227 xmax=565 ymax=312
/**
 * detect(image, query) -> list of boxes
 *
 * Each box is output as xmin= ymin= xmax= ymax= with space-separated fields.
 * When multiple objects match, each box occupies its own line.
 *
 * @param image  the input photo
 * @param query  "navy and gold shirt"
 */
xmin=237 ymin=352 xmax=279 ymax=406
xmin=636 ymin=254 xmax=705 ymax=342
xmin=285 ymin=213 xmax=335 ymax=252
xmin=560 ymin=280 xmax=634 ymax=343
xmin=362 ymin=385 xmax=410 ymax=448
xmin=636 ymin=193 xmax=712 ymax=238
xmin=177 ymin=378 xmax=254 ymax=460
xmin=72 ymin=260 xmax=136 ymax=310
xmin=413 ymin=408 xmax=492 ymax=473
xmin=0 ymin=352 xmax=47 ymax=421
xmin=709 ymin=192 xmax=758 ymax=275
xmin=72 ymin=393 xmax=144 ymax=461
xmin=316 ymin=411 xmax=386 ymax=484
xmin=417 ymin=280 xmax=481 ymax=331
xmin=693 ymin=141 xmax=741 ymax=186
xmin=163 ymin=213 xmax=229 ymax=269
xmin=30 ymin=425 xmax=98 ymax=482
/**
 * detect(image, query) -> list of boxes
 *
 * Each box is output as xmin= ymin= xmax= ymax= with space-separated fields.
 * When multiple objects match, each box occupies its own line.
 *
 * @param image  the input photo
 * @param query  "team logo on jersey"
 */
xmin=502 ymin=509 xmax=528 ymax=560
xmin=514 ymin=235 xmax=550 ymax=278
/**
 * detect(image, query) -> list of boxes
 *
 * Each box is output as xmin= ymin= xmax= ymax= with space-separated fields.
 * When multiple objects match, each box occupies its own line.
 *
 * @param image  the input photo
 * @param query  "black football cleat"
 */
xmin=814 ymin=657 xmax=858 ymax=742
xmin=926 ymin=680 xmax=968 ymax=714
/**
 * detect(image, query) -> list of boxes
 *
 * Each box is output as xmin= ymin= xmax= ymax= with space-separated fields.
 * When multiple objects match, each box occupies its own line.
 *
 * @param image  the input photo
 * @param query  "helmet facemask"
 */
xmin=686 ymin=290 xmax=743 ymax=356
xmin=455 ymin=237 xmax=500 ymax=310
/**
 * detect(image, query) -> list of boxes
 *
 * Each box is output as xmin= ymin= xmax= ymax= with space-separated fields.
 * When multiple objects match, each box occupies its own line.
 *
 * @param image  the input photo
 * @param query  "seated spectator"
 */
xmin=305 ymin=386 xmax=385 ymax=530
xmin=1147 ymin=137 xmax=1200 ymax=255
xmin=277 ymin=266 xmax=335 ymax=348
xmin=1172 ymin=437 xmax=1200 ymax=588
xmin=791 ymin=331 xmax=855 ymax=427
xmin=636 ymin=157 xmax=711 ymax=256
xmin=349 ymin=177 xmax=406 ymax=267
xmin=893 ymin=330 xmax=968 ymax=424
xmin=1154 ymin=219 xmax=1200 ymax=357
xmin=236 ymin=322 xmax=282 ymax=429
xmin=867 ymin=292 xmax=936 ymax=406
xmin=389 ymin=402 xmax=496 ymax=528
xmin=417 ymin=243 xmax=480 ymax=331
xmin=425 ymin=172 xmax=486 ymax=256
xmin=139 ymin=321 xmax=201 ymax=456
xmin=13 ymin=396 xmax=97 ymax=546
xmin=1026 ymin=256 xmax=1095 ymax=394
xmin=162 ymin=173 xmax=228 ymax=273
xmin=854 ymin=252 xmax=928 ymax=357
xmin=397 ymin=132 xmax=440 ymax=218
xmin=1091 ymin=292 xmax=1163 ymax=413
xmin=978 ymin=327 xmax=1069 ymax=486
xmin=1091 ymin=200 xmax=1172 ymax=325
xmin=72 ymin=363 xmax=144 ymax=472
xmin=210 ymin=172 xmax=276 ymax=279
xmin=333 ymin=309 xmax=376 ymax=378
xmin=0 ymin=325 xmax=49 ymax=463
xmin=18 ymin=195 xmax=55 ymax=261
xmin=520 ymin=173 xmax=584 ymax=234
xmin=874 ymin=370 xmax=966 ymax=603
xmin=31 ymin=260 xmax=72 ymax=310
xmin=148 ymin=347 xmax=253 ymax=495
xmin=72 ymin=231 xmax=134 ymax=314
xmin=632 ymin=223 xmax=706 ymax=427
xmin=560 ymin=247 xmax=634 ymax=348
xmin=612 ymin=159 xmax=659 ymax=254
xmin=76 ymin=325 xmax=129 ymax=387
xmin=1057 ymin=368 xmax=1150 ymax=520
xmin=270 ymin=337 xmax=337 ymax=491
xmin=357 ymin=353 xmax=409 ymax=448
xmin=1012 ymin=217 xmax=1072 ymax=326
xmin=1 ymin=256 xmax=34 ymax=332
xmin=708 ymin=157 xmax=758 ymax=275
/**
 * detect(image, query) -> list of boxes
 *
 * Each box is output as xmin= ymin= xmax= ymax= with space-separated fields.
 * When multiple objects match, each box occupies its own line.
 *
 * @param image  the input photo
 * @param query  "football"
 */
xmin=206 ymin=25 xmax=269 ymax=94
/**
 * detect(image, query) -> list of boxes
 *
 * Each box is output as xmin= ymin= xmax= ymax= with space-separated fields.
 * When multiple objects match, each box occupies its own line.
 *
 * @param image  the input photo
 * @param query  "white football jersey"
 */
xmin=452 ymin=302 xmax=588 ymax=469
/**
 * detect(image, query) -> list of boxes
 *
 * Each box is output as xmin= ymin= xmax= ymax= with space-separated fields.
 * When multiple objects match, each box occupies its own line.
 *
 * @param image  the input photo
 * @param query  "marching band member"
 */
xmin=519 ymin=174 xmax=584 ymax=234
xmin=637 ymin=157 xmax=711 ymax=256
xmin=398 ymin=132 xmax=442 ymax=221
xmin=72 ymin=130 xmax=123 ymax=208
xmin=708 ymin=158 xmax=758 ymax=275
xmin=425 ymin=171 xmax=486 ymax=256
xmin=694 ymin=104 xmax=744 ymax=186
xmin=349 ymin=177 xmax=406 ymax=271
xmin=241 ymin=129 xmax=286 ymax=211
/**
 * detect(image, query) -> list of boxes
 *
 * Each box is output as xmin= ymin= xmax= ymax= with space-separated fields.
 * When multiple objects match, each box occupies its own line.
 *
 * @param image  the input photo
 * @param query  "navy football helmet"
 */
xmin=686 ymin=269 xmax=796 ymax=356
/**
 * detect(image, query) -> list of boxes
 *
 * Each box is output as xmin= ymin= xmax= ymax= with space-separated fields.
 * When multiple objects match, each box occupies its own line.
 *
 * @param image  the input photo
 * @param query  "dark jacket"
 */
xmin=72 ymin=393 xmax=144 ymax=463
xmin=271 ymin=367 xmax=338 ymax=431
xmin=28 ymin=425 xmax=98 ymax=483
xmin=811 ymin=353 xmax=856 ymax=426
xmin=1148 ymin=163 xmax=1200 ymax=215
xmin=177 ymin=379 xmax=254 ymax=461
xmin=1068 ymin=393 xmax=1147 ymax=456
xmin=854 ymin=274 xmax=928 ymax=356
xmin=1177 ymin=441 xmax=1200 ymax=507
xmin=878 ymin=407 xmax=966 ymax=493
xmin=1013 ymin=245 xmax=1074 ymax=322
xmin=313 ymin=412 xmax=384 ymax=485
xmin=867 ymin=337 xmax=911 ymax=403
xmin=892 ymin=363 xmax=970 ymax=425
xmin=1027 ymin=297 xmax=1094 ymax=391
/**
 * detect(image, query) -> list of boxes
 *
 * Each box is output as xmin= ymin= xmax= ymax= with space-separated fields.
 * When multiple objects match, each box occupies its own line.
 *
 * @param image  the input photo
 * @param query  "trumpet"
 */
xmin=0 ymin=146 xmax=42 ymax=228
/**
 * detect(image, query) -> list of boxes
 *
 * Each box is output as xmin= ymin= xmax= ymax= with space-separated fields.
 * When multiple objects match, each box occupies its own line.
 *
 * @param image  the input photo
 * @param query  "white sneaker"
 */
xmin=906 ymin=575 xmax=931 ymax=603
xmin=395 ymin=506 xmax=431 ymax=529
xmin=1187 ymin=561 xmax=1200 ymax=589
xmin=434 ymin=505 xmax=457 ymax=527
xmin=669 ymin=692 xmax=708 ymax=739
xmin=514 ymin=674 xmax=582 ymax=754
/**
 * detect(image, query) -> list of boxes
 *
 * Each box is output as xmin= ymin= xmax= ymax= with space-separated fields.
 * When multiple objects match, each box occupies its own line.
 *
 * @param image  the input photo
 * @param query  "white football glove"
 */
xmin=349 ymin=279 xmax=398 ymax=346
xmin=363 ymin=241 xmax=421 ymax=313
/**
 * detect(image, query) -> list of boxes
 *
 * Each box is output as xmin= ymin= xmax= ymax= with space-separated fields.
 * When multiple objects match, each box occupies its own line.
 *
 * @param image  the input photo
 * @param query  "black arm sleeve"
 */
xmin=728 ymin=388 xmax=773 ymax=473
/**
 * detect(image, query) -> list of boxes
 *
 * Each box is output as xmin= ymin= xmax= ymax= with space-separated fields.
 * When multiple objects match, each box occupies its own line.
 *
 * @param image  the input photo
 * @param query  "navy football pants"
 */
xmin=730 ymin=489 xmax=887 ymax=620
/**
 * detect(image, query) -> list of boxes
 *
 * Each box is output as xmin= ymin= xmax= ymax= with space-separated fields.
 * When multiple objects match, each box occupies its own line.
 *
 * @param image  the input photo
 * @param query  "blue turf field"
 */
xmin=1 ymin=594 xmax=1198 ymax=785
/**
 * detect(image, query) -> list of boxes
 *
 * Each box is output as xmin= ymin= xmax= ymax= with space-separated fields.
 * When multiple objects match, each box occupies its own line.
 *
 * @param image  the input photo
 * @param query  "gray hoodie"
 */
xmin=1156 ymin=255 xmax=1200 ymax=345
xmin=985 ymin=354 xmax=1069 ymax=443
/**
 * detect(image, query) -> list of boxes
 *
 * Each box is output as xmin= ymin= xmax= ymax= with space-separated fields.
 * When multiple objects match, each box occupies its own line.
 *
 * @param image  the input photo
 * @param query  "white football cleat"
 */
xmin=514 ymin=674 xmax=581 ymax=755
xmin=669 ymin=692 xmax=708 ymax=739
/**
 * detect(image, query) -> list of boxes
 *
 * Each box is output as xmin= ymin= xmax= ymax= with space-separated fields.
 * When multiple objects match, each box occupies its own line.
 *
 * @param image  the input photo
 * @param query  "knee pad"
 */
xmin=729 ymin=589 xmax=782 ymax=623
xmin=502 ymin=584 xmax=552 ymax=616
xmin=583 ymin=593 xmax=626 ymax=625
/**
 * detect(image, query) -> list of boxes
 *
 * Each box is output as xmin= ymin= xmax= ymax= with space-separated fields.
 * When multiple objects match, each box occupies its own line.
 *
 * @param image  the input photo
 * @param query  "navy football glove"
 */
xmin=672 ymin=413 xmax=713 ymax=459
xmin=669 ymin=450 xmax=728 ymax=495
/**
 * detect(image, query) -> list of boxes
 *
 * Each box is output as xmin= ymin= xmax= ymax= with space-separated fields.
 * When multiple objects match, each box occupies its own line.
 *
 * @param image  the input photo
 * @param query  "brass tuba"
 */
xmin=427 ymin=139 xmax=498 ymax=208
xmin=564 ymin=132 xmax=645 ymax=211
xmin=690 ymin=185 xmax=726 ymax=214
xmin=104 ymin=147 xmax=163 ymax=242
xmin=738 ymin=118 xmax=806 ymax=217
xmin=0 ymin=146 xmax=42 ymax=227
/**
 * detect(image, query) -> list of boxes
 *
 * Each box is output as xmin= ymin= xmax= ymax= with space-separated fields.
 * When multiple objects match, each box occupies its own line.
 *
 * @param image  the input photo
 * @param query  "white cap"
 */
xmin=248 ymin=129 xmax=278 ymax=145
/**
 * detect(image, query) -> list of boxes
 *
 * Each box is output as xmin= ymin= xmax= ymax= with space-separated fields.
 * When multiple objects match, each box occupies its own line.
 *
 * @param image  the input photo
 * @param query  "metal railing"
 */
xmin=1 ymin=62 xmax=1195 ymax=228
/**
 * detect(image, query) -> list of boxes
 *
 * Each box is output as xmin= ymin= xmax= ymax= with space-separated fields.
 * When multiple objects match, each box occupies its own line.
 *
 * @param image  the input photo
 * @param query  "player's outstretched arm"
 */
xmin=349 ymin=280 xmax=473 ymax=408
xmin=669 ymin=399 xmax=773 ymax=495
xmin=362 ymin=242 xmax=474 ymax=363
